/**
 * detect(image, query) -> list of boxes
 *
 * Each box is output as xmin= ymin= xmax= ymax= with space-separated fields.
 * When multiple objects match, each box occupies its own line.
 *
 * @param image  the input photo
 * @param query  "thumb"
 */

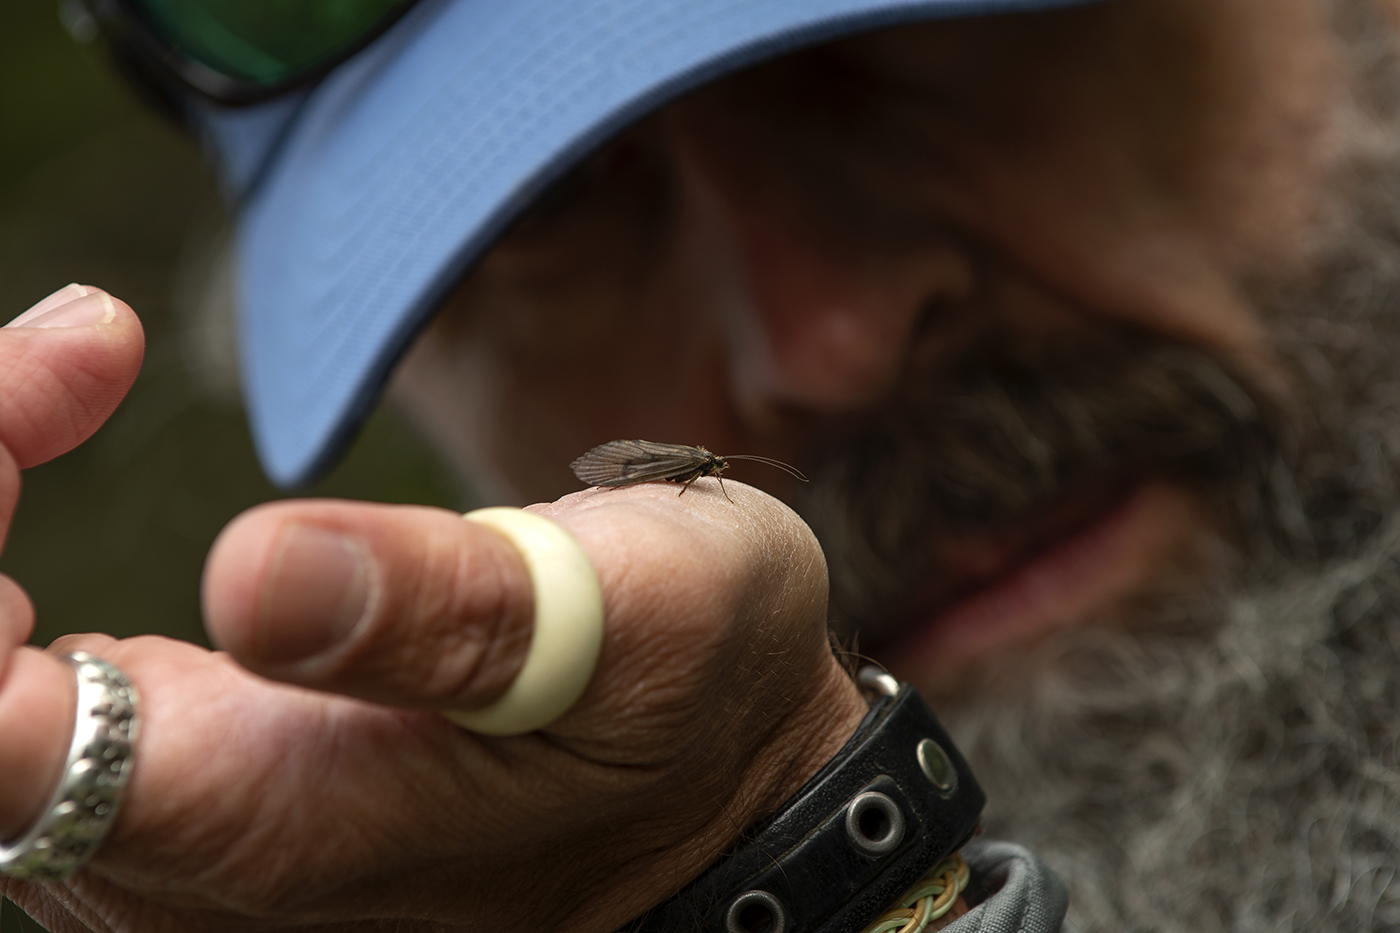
xmin=202 ymin=499 xmax=535 ymax=710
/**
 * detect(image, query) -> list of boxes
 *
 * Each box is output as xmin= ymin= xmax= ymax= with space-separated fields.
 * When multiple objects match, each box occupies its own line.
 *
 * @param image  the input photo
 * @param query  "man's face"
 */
xmin=396 ymin=0 xmax=1400 ymax=926
xmin=400 ymin=0 xmax=1345 ymax=672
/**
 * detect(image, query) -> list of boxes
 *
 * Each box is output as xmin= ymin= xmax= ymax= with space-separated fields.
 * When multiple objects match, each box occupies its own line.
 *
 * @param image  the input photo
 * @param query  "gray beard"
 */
xmin=931 ymin=529 xmax=1400 ymax=932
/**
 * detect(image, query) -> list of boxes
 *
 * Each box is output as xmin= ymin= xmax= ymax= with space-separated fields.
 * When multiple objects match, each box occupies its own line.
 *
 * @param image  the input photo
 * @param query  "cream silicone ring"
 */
xmin=445 ymin=507 xmax=604 ymax=736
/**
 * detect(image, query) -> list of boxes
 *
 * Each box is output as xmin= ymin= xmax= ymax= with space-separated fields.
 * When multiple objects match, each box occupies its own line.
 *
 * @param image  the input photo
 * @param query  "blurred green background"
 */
xmin=0 ymin=0 xmax=465 ymax=644
xmin=0 ymin=2 xmax=461 ymax=926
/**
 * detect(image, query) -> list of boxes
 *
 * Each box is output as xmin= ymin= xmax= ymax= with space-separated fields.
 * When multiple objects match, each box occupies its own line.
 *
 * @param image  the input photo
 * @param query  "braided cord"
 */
xmin=858 ymin=852 xmax=970 ymax=933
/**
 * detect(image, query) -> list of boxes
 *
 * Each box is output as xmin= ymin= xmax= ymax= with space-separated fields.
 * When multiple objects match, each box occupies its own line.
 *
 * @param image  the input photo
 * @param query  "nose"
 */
xmin=676 ymin=160 xmax=976 ymax=420
xmin=727 ymin=202 xmax=975 ymax=413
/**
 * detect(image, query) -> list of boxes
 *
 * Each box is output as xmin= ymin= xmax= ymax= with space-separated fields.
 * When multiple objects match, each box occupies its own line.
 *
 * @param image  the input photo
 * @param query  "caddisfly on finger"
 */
xmin=570 ymin=439 xmax=807 ymax=502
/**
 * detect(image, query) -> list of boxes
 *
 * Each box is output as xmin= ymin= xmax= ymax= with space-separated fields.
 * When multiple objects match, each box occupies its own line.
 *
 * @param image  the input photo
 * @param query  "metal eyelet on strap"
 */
xmin=845 ymin=791 xmax=905 ymax=855
xmin=916 ymin=738 xmax=957 ymax=797
xmin=726 ymin=890 xmax=788 ymax=933
xmin=625 ymin=679 xmax=984 ymax=933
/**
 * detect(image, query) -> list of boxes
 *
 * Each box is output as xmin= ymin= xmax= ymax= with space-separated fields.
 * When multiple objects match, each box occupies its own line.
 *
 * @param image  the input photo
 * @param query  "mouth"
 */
xmin=875 ymin=481 xmax=1210 ymax=684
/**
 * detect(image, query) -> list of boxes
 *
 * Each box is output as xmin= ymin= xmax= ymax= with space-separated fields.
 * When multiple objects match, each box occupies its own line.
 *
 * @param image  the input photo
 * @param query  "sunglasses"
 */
xmin=71 ymin=0 xmax=420 ymax=106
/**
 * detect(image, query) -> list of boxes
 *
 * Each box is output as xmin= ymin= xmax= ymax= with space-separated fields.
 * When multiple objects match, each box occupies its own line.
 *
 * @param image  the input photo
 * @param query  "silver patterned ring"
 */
xmin=0 ymin=651 xmax=139 ymax=881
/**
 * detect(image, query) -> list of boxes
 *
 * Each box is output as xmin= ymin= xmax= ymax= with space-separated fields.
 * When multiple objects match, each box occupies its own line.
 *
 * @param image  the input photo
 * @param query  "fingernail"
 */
xmin=6 ymin=291 xmax=116 ymax=329
xmin=256 ymin=526 xmax=373 ymax=664
xmin=5 ymin=284 xmax=91 ymax=327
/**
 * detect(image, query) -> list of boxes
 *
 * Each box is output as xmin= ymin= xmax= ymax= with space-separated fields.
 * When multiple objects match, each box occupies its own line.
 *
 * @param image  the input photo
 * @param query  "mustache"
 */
xmin=796 ymin=326 xmax=1297 ymax=635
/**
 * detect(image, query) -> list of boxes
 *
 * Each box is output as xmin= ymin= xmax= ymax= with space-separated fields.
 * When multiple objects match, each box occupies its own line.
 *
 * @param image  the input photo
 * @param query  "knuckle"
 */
xmin=347 ymin=519 xmax=531 ymax=706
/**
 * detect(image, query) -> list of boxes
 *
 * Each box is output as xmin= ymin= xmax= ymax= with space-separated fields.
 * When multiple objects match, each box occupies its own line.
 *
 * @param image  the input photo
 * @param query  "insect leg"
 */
xmin=675 ymin=466 xmax=706 ymax=496
xmin=677 ymin=468 xmax=732 ymax=502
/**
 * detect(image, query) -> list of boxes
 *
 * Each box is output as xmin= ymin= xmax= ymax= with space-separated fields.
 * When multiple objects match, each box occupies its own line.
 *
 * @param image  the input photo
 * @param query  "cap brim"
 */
xmin=224 ymin=0 xmax=1090 ymax=487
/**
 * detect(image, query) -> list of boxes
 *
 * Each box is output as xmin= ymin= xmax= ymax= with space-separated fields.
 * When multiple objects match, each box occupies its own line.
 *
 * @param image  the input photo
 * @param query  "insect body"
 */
xmin=570 ymin=439 xmax=807 ymax=501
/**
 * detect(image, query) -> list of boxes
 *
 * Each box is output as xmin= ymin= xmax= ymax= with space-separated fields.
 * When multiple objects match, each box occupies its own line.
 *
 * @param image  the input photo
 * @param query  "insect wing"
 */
xmin=571 ymin=440 xmax=710 ymax=487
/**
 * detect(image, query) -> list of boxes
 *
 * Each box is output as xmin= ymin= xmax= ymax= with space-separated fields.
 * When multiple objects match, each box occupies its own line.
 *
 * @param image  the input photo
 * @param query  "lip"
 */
xmin=878 ymin=481 xmax=1206 ymax=683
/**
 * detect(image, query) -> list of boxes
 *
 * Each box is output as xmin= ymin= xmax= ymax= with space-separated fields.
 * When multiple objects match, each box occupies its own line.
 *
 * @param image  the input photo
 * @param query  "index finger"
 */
xmin=1 ymin=285 xmax=145 ymax=469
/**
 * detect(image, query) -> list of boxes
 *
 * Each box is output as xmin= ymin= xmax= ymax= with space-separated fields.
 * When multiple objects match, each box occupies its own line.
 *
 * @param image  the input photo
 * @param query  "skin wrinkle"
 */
xmin=199 ymin=708 xmax=487 ymax=919
xmin=431 ymin=528 xmax=533 ymax=708
xmin=396 ymin=525 xmax=468 ymax=684
xmin=111 ymin=667 xmax=358 ymax=901
xmin=442 ymin=748 xmax=726 ymax=933
xmin=0 ymin=324 xmax=141 ymax=469
xmin=33 ymin=877 xmax=121 ymax=933
xmin=644 ymin=653 xmax=864 ymax=894
xmin=1 ymin=349 xmax=94 ymax=465
xmin=388 ymin=523 xmax=527 ymax=707
xmin=179 ymin=714 xmax=345 ymax=910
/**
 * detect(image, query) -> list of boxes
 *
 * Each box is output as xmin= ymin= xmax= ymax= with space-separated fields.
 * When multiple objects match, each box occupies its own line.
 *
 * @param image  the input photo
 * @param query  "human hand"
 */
xmin=0 ymin=294 xmax=867 ymax=932
xmin=0 ymin=283 xmax=144 ymax=848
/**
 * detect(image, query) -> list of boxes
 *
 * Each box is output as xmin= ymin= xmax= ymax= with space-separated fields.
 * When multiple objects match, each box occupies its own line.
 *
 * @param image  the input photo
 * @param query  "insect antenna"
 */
xmin=723 ymin=455 xmax=809 ymax=483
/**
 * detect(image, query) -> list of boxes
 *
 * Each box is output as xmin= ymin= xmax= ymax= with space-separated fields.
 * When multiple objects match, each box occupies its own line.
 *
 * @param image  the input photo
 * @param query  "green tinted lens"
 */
xmin=137 ymin=0 xmax=413 ymax=88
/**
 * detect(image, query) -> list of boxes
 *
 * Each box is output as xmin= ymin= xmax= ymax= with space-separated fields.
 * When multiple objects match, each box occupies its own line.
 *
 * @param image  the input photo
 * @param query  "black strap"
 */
xmin=629 ymin=683 xmax=985 ymax=933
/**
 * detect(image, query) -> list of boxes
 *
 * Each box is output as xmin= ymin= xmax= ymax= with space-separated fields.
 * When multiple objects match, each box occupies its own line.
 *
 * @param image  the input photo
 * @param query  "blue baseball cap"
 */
xmin=193 ymin=0 xmax=1090 ymax=487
